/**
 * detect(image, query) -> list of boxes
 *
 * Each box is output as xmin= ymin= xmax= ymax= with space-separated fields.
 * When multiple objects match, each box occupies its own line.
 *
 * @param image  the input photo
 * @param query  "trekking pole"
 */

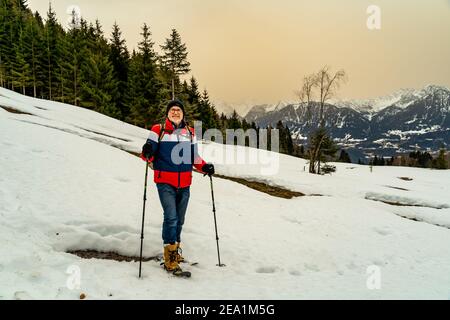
xmin=209 ymin=175 xmax=225 ymax=267
xmin=138 ymin=159 xmax=150 ymax=278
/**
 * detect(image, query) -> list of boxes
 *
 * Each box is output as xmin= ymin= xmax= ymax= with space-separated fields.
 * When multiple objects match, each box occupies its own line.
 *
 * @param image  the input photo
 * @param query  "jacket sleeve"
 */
xmin=190 ymin=127 xmax=207 ymax=172
xmin=140 ymin=124 xmax=161 ymax=162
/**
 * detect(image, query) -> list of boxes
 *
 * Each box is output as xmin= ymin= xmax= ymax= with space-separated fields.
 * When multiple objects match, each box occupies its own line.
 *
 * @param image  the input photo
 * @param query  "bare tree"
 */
xmin=297 ymin=66 xmax=347 ymax=174
xmin=316 ymin=66 xmax=347 ymax=127
xmin=296 ymin=74 xmax=317 ymax=126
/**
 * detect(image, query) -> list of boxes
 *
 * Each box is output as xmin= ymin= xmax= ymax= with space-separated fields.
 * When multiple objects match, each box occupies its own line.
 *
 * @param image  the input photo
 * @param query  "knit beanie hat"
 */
xmin=166 ymin=99 xmax=185 ymax=118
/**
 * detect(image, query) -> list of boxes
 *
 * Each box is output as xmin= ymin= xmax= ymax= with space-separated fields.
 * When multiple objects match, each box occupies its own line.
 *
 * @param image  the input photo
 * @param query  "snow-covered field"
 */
xmin=1 ymin=87 xmax=449 ymax=300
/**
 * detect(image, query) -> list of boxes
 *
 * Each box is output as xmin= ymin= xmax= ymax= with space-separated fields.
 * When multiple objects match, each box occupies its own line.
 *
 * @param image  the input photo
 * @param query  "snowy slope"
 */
xmin=1 ymin=88 xmax=450 ymax=300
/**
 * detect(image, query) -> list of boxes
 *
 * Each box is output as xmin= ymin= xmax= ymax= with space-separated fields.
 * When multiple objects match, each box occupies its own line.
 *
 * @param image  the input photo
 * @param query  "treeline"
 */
xmin=216 ymin=114 xmax=297 ymax=156
xmin=357 ymin=149 xmax=449 ymax=169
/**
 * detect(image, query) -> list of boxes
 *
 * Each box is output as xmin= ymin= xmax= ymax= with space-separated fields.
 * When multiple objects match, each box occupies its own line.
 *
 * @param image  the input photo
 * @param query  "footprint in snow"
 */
xmin=288 ymin=269 xmax=301 ymax=276
xmin=303 ymin=263 xmax=320 ymax=272
xmin=255 ymin=266 xmax=279 ymax=274
xmin=373 ymin=227 xmax=392 ymax=236
xmin=114 ymin=176 xmax=130 ymax=183
xmin=281 ymin=216 xmax=302 ymax=225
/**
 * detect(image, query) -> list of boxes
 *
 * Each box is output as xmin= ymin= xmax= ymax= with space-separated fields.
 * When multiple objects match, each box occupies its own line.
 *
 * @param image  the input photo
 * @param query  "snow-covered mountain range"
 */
xmin=214 ymin=100 xmax=296 ymax=118
xmin=332 ymin=85 xmax=449 ymax=119
xmin=244 ymin=85 xmax=450 ymax=161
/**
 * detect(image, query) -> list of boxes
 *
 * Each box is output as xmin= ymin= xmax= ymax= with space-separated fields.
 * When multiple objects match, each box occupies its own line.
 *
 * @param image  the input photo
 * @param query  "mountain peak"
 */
xmin=421 ymin=84 xmax=450 ymax=95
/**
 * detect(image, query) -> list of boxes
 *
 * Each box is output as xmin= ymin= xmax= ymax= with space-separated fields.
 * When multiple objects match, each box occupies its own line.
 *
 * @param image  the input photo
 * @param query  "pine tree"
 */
xmin=184 ymin=76 xmax=201 ymax=120
xmin=109 ymin=22 xmax=129 ymax=119
xmin=80 ymin=52 xmax=119 ymax=117
xmin=338 ymin=149 xmax=352 ymax=163
xmin=8 ymin=2 xmax=37 ymax=94
xmin=43 ymin=2 xmax=60 ymax=99
xmin=197 ymin=89 xmax=219 ymax=131
xmin=127 ymin=24 xmax=161 ymax=126
xmin=250 ymin=121 xmax=259 ymax=148
xmin=308 ymin=127 xmax=338 ymax=173
xmin=64 ymin=12 xmax=85 ymax=106
xmin=228 ymin=110 xmax=241 ymax=130
xmin=55 ymin=33 xmax=71 ymax=102
xmin=11 ymin=25 xmax=32 ymax=94
xmin=0 ymin=1 xmax=9 ymax=87
xmin=1 ymin=0 xmax=20 ymax=89
xmin=434 ymin=148 xmax=448 ymax=169
xmin=285 ymin=125 xmax=294 ymax=155
xmin=24 ymin=14 xmax=45 ymax=97
xmin=276 ymin=120 xmax=287 ymax=154
xmin=219 ymin=112 xmax=227 ymax=132
xmin=266 ymin=125 xmax=273 ymax=150
xmin=160 ymin=28 xmax=190 ymax=99
xmin=187 ymin=76 xmax=200 ymax=105
xmin=94 ymin=19 xmax=109 ymax=53
xmin=274 ymin=121 xmax=295 ymax=155
xmin=200 ymin=89 xmax=211 ymax=121
xmin=419 ymin=151 xmax=432 ymax=168
xmin=32 ymin=11 xmax=47 ymax=98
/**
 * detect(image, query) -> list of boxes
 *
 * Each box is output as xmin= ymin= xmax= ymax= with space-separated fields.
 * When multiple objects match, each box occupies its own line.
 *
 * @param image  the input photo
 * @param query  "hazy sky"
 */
xmin=28 ymin=0 xmax=450 ymax=107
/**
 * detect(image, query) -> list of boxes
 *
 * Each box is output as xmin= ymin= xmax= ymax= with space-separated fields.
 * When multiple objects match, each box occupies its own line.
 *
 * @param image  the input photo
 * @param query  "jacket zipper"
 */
xmin=177 ymin=130 xmax=181 ymax=188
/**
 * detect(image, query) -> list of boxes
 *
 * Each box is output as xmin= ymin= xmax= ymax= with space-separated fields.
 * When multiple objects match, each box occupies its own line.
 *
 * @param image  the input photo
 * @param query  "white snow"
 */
xmin=385 ymin=126 xmax=446 ymax=138
xmin=1 ymin=87 xmax=450 ymax=300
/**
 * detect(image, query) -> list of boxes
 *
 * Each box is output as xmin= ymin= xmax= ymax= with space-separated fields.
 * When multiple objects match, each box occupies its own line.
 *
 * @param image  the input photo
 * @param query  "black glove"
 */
xmin=142 ymin=143 xmax=153 ymax=159
xmin=202 ymin=163 xmax=215 ymax=176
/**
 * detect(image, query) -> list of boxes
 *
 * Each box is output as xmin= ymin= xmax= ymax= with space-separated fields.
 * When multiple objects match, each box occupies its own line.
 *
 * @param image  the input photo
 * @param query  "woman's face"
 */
xmin=168 ymin=106 xmax=183 ymax=125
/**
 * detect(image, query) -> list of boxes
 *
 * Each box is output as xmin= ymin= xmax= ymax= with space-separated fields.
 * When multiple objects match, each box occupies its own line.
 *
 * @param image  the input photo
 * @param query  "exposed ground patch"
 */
xmin=1 ymin=106 xmax=33 ymax=115
xmin=213 ymin=174 xmax=306 ymax=199
xmin=125 ymin=151 xmax=308 ymax=199
xmin=67 ymin=249 xmax=161 ymax=262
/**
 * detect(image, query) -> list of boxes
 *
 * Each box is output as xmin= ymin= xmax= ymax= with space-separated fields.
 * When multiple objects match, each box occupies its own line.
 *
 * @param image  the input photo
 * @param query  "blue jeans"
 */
xmin=156 ymin=183 xmax=190 ymax=244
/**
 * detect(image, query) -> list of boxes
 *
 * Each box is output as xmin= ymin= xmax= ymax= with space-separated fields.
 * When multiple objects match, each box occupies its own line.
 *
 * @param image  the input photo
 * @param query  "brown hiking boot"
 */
xmin=163 ymin=243 xmax=180 ymax=271
xmin=176 ymin=242 xmax=185 ymax=263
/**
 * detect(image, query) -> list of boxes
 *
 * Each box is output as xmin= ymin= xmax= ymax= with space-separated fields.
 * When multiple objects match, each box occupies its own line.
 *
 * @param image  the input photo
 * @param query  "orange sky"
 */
xmin=28 ymin=0 xmax=450 ymax=108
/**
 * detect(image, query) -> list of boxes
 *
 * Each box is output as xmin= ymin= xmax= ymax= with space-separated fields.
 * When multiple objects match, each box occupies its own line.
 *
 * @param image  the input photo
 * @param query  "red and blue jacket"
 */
xmin=141 ymin=118 xmax=206 ymax=188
